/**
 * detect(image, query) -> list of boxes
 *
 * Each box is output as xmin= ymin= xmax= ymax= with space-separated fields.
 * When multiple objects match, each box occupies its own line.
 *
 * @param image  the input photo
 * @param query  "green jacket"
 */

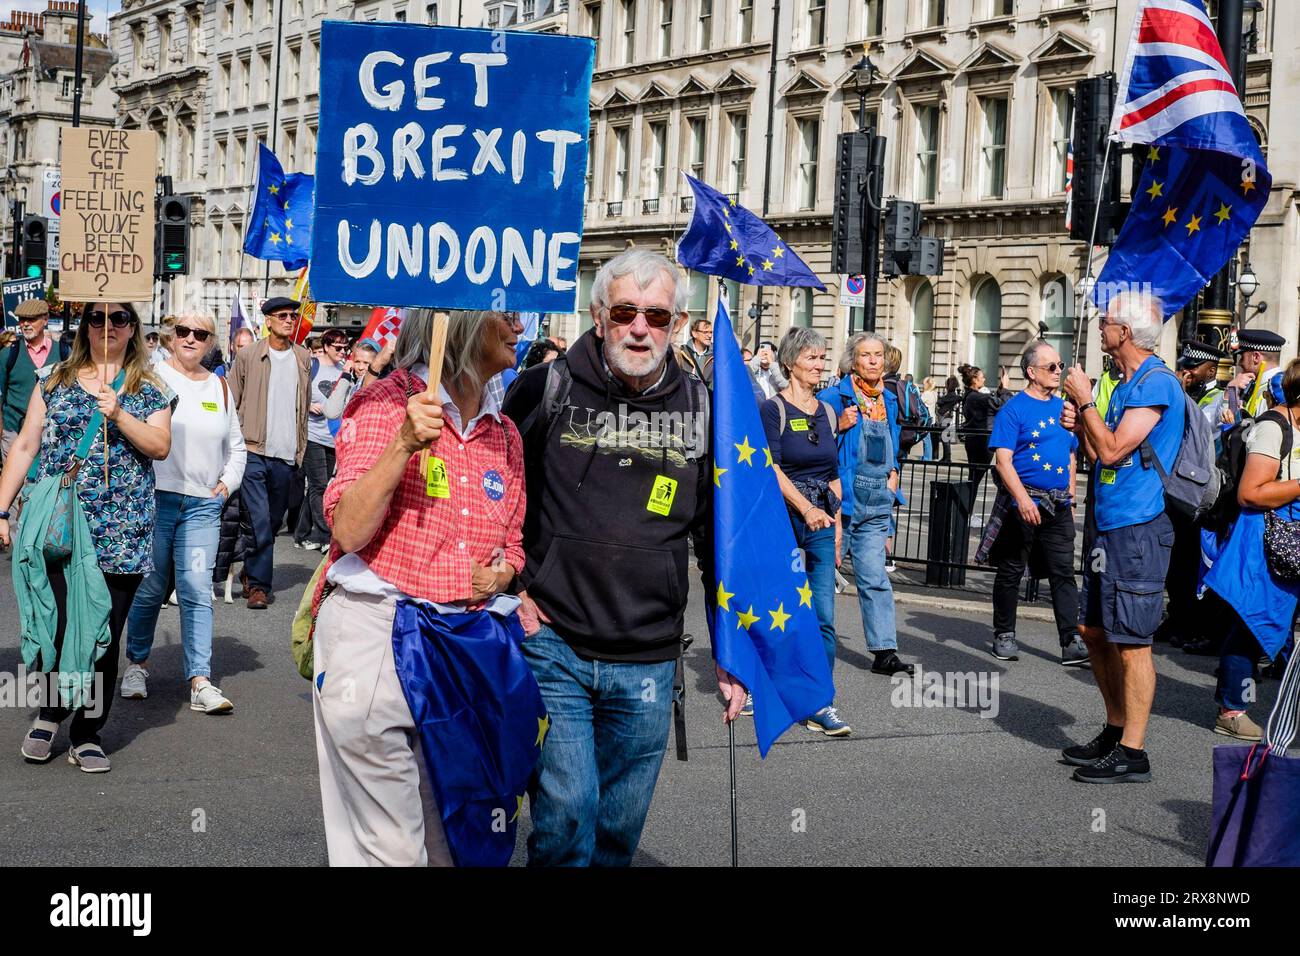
xmin=13 ymin=470 xmax=111 ymax=712
xmin=0 ymin=338 xmax=61 ymax=433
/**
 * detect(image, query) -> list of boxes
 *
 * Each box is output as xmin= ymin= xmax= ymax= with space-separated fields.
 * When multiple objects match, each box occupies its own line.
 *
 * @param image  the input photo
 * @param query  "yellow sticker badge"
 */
xmin=201 ymin=401 xmax=219 ymax=412
xmin=1099 ymin=469 xmax=1116 ymax=485
xmin=426 ymin=456 xmax=451 ymax=499
xmin=647 ymin=475 xmax=678 ymax=516
xmin=788 ymin=418 xmax=809 ymax=432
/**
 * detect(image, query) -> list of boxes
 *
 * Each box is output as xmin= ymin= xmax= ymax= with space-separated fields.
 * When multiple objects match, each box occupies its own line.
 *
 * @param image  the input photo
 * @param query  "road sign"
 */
xmin=839 ymin=274 xmax=866 ymax=307
xmin=42 ymin=168 xmax=61 ymax=230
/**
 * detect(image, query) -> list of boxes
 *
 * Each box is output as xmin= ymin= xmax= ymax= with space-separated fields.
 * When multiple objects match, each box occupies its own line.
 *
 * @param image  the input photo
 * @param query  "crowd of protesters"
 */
xmin=0 ymin=263 xmax=1296 ymax=859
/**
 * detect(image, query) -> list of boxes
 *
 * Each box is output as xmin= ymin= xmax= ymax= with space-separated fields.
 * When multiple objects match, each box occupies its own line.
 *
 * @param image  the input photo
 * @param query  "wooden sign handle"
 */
xmin=418 ymin=312 xmax=450 ymax=477
xmin=102 ymin=301 xmax=109 ymax=487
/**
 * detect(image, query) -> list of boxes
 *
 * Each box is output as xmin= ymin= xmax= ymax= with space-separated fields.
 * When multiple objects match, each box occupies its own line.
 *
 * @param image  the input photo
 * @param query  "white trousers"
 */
xmin=312 ymin=587 xmax=453 ymax=867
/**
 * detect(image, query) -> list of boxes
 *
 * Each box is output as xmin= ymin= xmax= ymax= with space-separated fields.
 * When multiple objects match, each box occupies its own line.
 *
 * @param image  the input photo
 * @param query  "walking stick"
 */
xmin=729 ymin=719 xmax=738 ymax=867
xmin=418 ymin=313 xmax=450 ymax=477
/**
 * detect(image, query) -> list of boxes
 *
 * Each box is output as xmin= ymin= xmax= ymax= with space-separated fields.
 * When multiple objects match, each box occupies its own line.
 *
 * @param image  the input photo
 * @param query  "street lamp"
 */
xmin=1237 ymin=261 xmax=1258 ymax=301
xmin=851 ymin=55 xmax=878 ymax=133
xmin=1244 ymin=0 xmax=1263 ymax=55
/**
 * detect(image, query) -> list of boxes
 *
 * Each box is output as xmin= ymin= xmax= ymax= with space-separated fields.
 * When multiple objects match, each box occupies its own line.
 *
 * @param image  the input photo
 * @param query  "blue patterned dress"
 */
xmin=28 ymin=377 xmax=175 ymax=575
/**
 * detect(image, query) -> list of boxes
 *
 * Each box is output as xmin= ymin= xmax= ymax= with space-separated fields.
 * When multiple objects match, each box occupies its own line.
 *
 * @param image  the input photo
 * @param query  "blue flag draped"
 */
xmin=677 ymin=175 xmax=825 ymax=290
xmin=390 ymin=602 xmax=548 ymax=867
xmin=243 ymin=143 xmax=315 ymax=271
xmin=709 ymin=299 xmax=834 ymax=756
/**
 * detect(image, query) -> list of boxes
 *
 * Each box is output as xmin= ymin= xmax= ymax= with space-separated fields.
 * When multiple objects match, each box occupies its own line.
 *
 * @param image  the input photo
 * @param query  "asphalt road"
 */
xmin=0 ymin=538 xmax=1265 ymax=867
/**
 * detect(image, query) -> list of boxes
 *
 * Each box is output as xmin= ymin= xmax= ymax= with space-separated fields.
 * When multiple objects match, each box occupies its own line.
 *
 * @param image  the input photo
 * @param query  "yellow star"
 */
xmin=284 ymin=232 xmax=292 ymax=245
xmin=722 ymin=206 xmax=730 ymax=218
xmin=1241 ymin=177 xmax=1256 ymax=195
xmin=269 ymin=232 xmax=282 ymax=245
xmin=1032 ymin=430 xmax=1040 ymax=438
xmin=736 ymin=605 xmax=759 ymax=630
xmin=713 ymin=464 xmax=728 ymax=487
xmin=729 ymin=195 xmax=737 ymax=206
xmin=1185 ymin=213 xmax=1202 ymax=235
xmin=729 ymin=239 xmax=739 ymax=250
xmin=283 ymin=200 xmax=290 ymax=210
xmin=734 ymin=436 xmax=756 ymax=466
xmin=768 ymin=602 xmax=790 ymax=632
xmin=1147 ymin=146 xmax=1161 ymax=162
xmin=1048 ymin=417 xmax=1055 ymax=425
xmin=747 ymin=264 xmax=755 ymax=276
xmin=1056 ymin=466 xmax=1064 ymax=474
xmin=285 ymin=217 xmax=294 ymax=229
xmin=1032 ymin=453 xmax=1040 ymax=461
xmin=1162 ymin=206 xmax=1178 ymax=227
xmin=1145 ymin=180 xmax=1163 ymax=201
xmin=797 ymin=580 xmax=813 ymax=608
xmin=773 ymin=245 xmax=784 ymax=258
xmin=724 ymin=222 xmax=732 ymax=234
xmin=1214 ymin=202 xmax=1232 ymax=224
xmin=1043 ymin=462 xmax=1052 ymax=471
xmin=1029 ymin=443 xmax=1036 ymax=449
xmin=761 ymin=258 xmax=774 ymax=271
xmin=763 ymin=447 xmax=773 ymax=467
xmin=535 ymin=715 xmax=550 ymax=748
xmin=268 ymin=183 xmax=280 ymax=195
xmin=509 ymin=793 xmax=524 ymax=823
xmin=735 ymin=255 xmax=745 ymax=267
xmin=717 ymin=581 xmax=735 ymax=612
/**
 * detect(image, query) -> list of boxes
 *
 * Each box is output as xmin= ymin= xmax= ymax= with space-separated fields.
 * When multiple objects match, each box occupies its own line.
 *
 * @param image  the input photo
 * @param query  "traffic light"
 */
xmin=831 ymin=131 xmax=874 ymax=274
xmin=155 ymin=194 xmax=192 ymax=277
xmin=882 ymin=200 xmax=945 ymax=276
xmin=20 ymin=215 xmax=47 ymax=280
xmin=1070 ymin=74 xmax=1126 ymax=244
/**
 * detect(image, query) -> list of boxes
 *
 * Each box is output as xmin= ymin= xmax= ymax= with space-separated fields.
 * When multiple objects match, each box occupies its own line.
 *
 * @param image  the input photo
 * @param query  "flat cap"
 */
xmin=14 ymin=298 xmax=49 ymax=319
xmin=261 ymin=296 xmax=301 ymax=315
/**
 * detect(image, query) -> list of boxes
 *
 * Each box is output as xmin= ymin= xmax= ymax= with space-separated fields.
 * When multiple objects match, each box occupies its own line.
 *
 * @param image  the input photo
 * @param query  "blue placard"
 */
xmin=310 ymin=22 xmax=594 ymax=312
xmin=3 ymin=277 xmax=46 ymax=328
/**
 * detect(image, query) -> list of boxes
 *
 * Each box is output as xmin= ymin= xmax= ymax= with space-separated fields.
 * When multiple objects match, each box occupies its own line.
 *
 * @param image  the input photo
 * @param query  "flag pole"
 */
xmin=1073 ymin=136 xmax=1115 ymax=375
xmin=728 ymin=719 xmax=738 ymax=867
xmin=101 ymin=301 xmax=108 ymax=486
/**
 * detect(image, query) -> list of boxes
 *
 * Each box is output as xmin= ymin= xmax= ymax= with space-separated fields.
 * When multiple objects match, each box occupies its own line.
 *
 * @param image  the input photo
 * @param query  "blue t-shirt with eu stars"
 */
xmin=988 ymin=391 xmax=1078 ymax=495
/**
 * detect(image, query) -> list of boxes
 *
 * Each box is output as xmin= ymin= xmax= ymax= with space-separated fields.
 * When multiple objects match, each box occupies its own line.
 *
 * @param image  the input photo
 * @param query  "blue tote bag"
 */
xmin=1207 ymin=641 xmax=1300 ymax=867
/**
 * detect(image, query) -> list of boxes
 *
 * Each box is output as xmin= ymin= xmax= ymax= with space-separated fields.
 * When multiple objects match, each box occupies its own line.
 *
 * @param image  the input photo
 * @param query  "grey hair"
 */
xmin=395 ymin=308 xmax=506 ymax=399
xmin=839 ymin=331 xmax=888 ymax=376
xmin=777 ymin=327 xmax=827 ymax=377
xmin=591 ymin=249 xmax=689 ymax=315
xmin=1108 ymin=291 xmax=1165 ymax=351
xmin=1021 ymin=340 xmax=1053 ymax=376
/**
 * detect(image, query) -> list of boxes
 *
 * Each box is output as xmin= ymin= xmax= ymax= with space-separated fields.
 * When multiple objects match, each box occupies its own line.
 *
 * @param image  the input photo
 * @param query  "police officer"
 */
xmin=1207 ymin=329 xmax=1285 ymax=426
xmin=1175 ymin=340 xmax=1227 ymax=424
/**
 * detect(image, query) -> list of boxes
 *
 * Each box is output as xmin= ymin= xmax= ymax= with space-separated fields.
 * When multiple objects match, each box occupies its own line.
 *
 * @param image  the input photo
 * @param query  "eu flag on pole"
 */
xmin=243 ymin=143 xmax=315 ymax=271
xmin=1093 ymin=0 xmax=1270 ymax=316
xmin=678 ymin=175 xmax=825 ymax=290
xmin=710 ymin=298 xmax=834 ymax=756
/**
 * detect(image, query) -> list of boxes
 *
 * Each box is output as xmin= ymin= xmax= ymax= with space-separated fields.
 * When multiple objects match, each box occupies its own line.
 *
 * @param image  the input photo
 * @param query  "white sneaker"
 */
xmin=303 ymin=541 xmax=323 ymax=552
xmin=121 ymin=663 xmax=148 ymax=699
xmin=168 ymin=589 xmax=179 ymax=605
xmin=191 ymin=682 xmax=234 ymax=714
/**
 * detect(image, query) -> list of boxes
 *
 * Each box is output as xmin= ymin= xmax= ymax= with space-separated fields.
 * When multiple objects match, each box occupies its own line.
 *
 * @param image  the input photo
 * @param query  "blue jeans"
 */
xmin=522 ymin=624 xmax=675 ymax=867
xmin=1216 ymin=621 xmax=1263 ymax=712
xmin=126 ymin=491 xmax=223 ymax=680
xmin=848 ymin=508 xmax=898 ymax=652
xmin=791 ymin=518 xmax=838 ymax=674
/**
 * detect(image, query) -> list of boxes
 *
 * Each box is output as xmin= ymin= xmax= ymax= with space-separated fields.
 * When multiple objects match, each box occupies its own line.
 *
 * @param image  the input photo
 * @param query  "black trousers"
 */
xmin=991 ymin=502 xmax=1079 ymax=644
xmin=37 ymin=564 xmax=143 ymax=747
xmin=1164 ymin=508 xmax=1203 ymax=640
xmin=965 ymin=437 xmax=994 ymax=504
xmin=295 ymin=441 xmax=336 ymax=547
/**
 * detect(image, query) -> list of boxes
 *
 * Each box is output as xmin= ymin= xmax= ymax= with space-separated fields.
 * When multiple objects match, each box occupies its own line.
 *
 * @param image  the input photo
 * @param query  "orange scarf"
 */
xmin=852 ymin=376 xmax=888 ymax=423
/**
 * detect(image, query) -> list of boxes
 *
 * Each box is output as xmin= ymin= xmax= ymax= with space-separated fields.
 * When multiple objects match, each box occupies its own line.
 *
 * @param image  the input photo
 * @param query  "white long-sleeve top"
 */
xmin=153 ymin=361 xmax=248 ymax=498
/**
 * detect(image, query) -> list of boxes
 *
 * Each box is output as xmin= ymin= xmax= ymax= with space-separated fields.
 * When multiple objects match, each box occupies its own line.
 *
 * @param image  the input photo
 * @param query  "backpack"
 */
xmin=773 ymin=396 xmax=839 ymax=439
xmin=1129 ymin=363 xmax=1221 ymax=523
xmin=886 ymin=377 xmax=924 ymax=451
xmin=1204 ymin=408 xmax=1289 ymax=534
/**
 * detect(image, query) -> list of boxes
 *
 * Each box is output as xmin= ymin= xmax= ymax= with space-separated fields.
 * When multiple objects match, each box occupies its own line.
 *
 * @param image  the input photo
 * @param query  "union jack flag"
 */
xmin=1093 ymin=0 xmax=1271 ymax=317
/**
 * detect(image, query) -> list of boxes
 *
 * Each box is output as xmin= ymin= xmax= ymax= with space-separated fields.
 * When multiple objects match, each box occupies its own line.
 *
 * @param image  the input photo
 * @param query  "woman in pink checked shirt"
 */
xmin=309 ymin=308 xmax=528 ymax=867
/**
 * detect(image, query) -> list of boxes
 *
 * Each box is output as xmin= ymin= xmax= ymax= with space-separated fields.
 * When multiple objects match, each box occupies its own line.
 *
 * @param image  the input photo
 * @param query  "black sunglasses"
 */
xmin=174 ymin=325 xmax=212 ymax=343
xmin=86 ymin=310 xmax=134 ymax=329
xmin=1034 ymin=362 xmax=1066 ymax=373
xmin=606 ymin=304 xmax=675 ymax=328
xmin=806 ymin=428 xmax=819 ymax=446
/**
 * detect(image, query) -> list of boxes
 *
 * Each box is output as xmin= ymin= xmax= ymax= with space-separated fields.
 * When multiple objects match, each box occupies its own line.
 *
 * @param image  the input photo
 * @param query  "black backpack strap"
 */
xmin=673 ymin=634 xmax=694 ymax=761
xmin=516 ymin=356 xmax=572 ymax=450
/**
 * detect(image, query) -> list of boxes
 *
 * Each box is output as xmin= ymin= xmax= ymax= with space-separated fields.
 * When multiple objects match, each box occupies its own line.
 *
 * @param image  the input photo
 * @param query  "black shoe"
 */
xmin=1072 ymin=743 xmax=1152 ymax=784
xmin=871 ymin=650 xmax=915 ymax=676
xmin=1182 ymin=635 xmax=1222 ymax=656
xmin=1062 ymin=725 xmax=1122 ymax=766
xmin=1168 ymin=632 xmax=1187 ymax=648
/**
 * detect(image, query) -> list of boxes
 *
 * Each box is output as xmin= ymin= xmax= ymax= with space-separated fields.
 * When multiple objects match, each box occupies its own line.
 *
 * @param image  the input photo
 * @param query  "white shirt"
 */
xmin=264 ymin=345 xmax=299 ymax=463
xmin=153 ymin=362 xmax=247 ymax=498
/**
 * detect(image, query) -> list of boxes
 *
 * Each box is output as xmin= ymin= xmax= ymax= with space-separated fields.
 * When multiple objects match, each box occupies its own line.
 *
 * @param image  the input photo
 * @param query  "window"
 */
xmin=1049 ymin=87 xmax=1074 ymax=193
xmin=792 ymin=287 xmax=814 ymax=328
xmin=233 ymin=134 xmax=247 ymax=183
xmin=1042 ymin=277 xmax=1075 ymax=367
xmin=259 ymin=51 xmax=272 ymax=103
xmin=622 ymin=0 xmax=636 ymax=62
xmin=911 ymin=282 xmax=935 ymax=379
xmin=584 ymin=130 xmax=595 ymax=202
xmin=987 ymin=0 xmax=1013 ymax=16
xmin=659 ymin=0 xmax=672 ymax=56
xmin=915 ymin=104 xmax=939 ymax=201
xmin=305 ymin=126 xmax=318 ymax=169
xmin=687 ymin=116 xmax=706 ymax=181
xmin=863 ymin=0 xmax=882 ymax=35
xmin=729 ymin=112 xmax=748 ymax=192
xmin=925 ymin=0 xmax=945 ymax=28
xmin=724 ymin=279 xmax=741 ymax=318
xmin=239 ymin=0 xmax=251 ymax=32
xmin=979 ymin=96 xmax=1008 ymax=198
xmin=586 ymin=2 xmax=602 ymax=60
xmin=287 ymin=46 xmax=301 ymax=97
xmin=394 ymin=6 xmax=408 ymax=20
xmin=697 ymin=0 xmax=712 ymax=50
xmin=972 ymin=279 xmax=1002 ymax=374
xmin=131 ymin=23 xmax=145 ymax=72
xmin=611 ymin=127 xmax=629 ymax=201
xmin=188 ymin=9 xmax=202 ymax=62
xmin=426 ymin=1 xmax=439 ymax=23
xmin=211 ymin=222 xmax=223 ymax=276
xmin=306 ymin=38 xmax=320 ymax=95
xmin=61 ymin=75 xmax=73 ymax=97
xmin=737 ymin=0 xmax=753 ymax=42
xmin=222 ymin=1 xmax=233 ymax=33
xmin=806 ymin=0 xmax=825 ymax=46
xmin=292 ymin=0 xmax=303 ymax=15
xmin=795 ymin=116 xmax=819 ymax=209
xmin=522 ymin=0 xmax=534 ymax=19
xmin=239 ymin=55 xmax=251 ymax=107
xmin=217 ymin=61 xmax=230 ymax=109
xmin=158 ymin=15 xmax=172 ymax=57
xmin=686 ymin=272 xmax=709 ymax=325
xmin=214 ymin=137 xmax=227 ymax=186
xmin=646 ymin=120 xmax=667 ymax=202
xmin=178 ymin=118 xmax=195 ymax=180
xmin=487 ymin=7 xmax=499 ymax=27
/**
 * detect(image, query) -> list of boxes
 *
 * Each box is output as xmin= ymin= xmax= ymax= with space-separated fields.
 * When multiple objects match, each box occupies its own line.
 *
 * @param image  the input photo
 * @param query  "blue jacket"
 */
xmin=817 ymin=377 xmax=904 ymax=518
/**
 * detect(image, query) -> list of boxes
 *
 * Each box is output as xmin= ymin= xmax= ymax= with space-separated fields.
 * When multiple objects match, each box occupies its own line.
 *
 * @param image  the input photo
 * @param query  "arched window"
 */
xmin=792 ymin=287 xmax=813 ymax=328
xmin=972 ymin=278 xmax=1002 ymax=375
xmin=1042 ymin=276 xmax=1075 ymax=367
xmin=911 ymin=281 xmax=934 ymax=379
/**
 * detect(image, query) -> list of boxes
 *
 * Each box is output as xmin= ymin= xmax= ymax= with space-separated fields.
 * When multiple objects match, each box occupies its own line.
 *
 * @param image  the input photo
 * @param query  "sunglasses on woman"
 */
xmin=86 ymin=310 xmax=134 ymax=329
xmin=174 ymin=325 xmax=212 ymax=343
xmin=605 ymin=304 xmax=675 ymax=328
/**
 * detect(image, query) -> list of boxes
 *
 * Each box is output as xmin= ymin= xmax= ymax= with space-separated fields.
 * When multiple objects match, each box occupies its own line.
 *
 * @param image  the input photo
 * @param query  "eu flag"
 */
xmin=710 ymin=299 xmax=834 ymax=756
xmin=243 ymin=143 xmax=315 ymax=271
xmin=677 ymin=175 xmax=825 ymax=290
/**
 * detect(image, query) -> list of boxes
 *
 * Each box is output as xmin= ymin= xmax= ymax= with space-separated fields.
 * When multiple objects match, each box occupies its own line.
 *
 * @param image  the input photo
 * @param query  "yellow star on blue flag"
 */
xmin=243 ymin=143 xmax=314 ymax=270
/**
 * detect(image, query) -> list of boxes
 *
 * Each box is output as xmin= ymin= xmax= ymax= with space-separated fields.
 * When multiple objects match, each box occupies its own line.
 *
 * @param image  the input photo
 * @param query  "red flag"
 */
xmin=361 ymin=306 xmax=405 ymax=349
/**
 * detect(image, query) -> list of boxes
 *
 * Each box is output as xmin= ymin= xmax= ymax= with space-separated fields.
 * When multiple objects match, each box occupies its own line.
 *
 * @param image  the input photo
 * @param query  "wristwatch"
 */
xmin=0 ymin=510 xmax=10 ymax=520
xmin=1079 ymin=401 xmax=1097 ymax=413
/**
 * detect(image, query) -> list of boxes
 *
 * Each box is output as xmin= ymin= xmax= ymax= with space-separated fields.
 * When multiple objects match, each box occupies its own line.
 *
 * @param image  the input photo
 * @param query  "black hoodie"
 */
xmin=502 ymin=329 xmax=711 ymax=662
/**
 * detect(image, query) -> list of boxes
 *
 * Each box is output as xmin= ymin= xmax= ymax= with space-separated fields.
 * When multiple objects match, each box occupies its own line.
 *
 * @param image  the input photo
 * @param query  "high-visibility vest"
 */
xmin=1094 ymin=369 xmax=1121 ymax=420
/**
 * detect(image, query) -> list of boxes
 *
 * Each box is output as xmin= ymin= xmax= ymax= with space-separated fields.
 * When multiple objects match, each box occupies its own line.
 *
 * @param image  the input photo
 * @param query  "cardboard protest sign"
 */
xmin=58 ymin=128 xmax=156 ymax=302
xmin=310 ymin=22 xmax=595 ymax=312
